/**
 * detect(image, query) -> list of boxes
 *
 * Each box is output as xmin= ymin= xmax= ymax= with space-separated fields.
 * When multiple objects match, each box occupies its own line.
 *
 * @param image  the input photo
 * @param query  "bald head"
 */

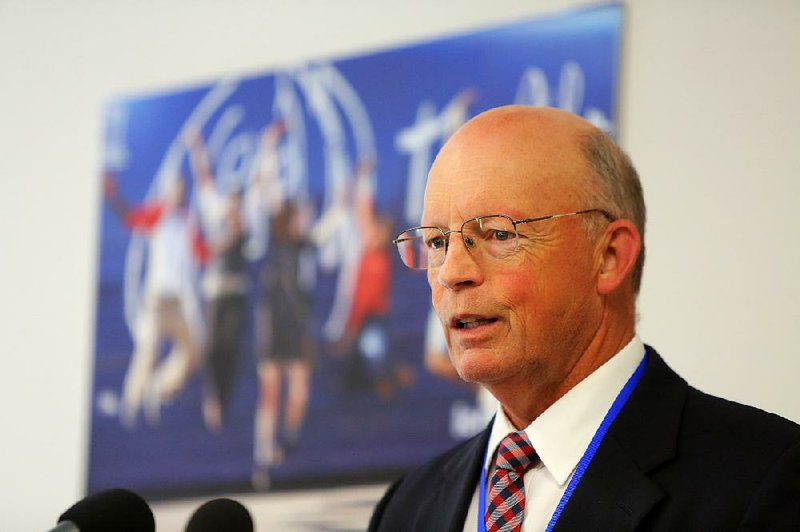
xmin=455 ymin=104 xmax=597 ymax=137
xmin=434 ymin=106 xmax=595 ymax=188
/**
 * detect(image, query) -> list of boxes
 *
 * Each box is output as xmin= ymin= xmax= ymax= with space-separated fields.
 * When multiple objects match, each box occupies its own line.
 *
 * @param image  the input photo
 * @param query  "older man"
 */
xmin=369 ymin=106 xmax=800 ymax=531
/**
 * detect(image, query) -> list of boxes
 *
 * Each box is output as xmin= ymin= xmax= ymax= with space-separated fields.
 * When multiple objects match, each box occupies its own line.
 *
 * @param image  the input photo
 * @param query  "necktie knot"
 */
xmin=495 ymin=431 xmax=537 ymax=475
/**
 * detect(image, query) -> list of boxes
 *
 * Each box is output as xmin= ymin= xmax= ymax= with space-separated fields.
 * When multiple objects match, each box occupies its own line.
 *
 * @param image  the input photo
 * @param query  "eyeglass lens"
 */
xmin=395 ymin=215 xmax=518 ymax=269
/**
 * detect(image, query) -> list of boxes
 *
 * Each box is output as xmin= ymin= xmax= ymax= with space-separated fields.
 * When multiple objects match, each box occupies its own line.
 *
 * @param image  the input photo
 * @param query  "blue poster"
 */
xmin=90 ymin=4 xmax=622 ymax=497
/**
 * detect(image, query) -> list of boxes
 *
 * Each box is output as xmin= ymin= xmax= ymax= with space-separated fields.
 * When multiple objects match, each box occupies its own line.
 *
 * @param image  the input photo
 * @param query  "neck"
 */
xmin=491 ymin=303 xmax=636 ymax=430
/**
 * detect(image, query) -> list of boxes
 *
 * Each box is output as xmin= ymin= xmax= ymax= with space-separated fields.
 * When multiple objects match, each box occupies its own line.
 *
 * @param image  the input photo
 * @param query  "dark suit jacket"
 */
xmin=368 ymin=346 xmax=800 ymax=531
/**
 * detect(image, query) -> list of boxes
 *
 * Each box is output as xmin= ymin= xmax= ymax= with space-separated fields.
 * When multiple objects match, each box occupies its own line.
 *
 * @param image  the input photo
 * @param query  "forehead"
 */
xmin=422 ymin=109 xmax=589 ymax=224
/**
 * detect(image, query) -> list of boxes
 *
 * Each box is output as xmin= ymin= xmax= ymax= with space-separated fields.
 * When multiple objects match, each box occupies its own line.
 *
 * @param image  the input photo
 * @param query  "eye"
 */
xmin=427 ymin=236 xmax=447 ymax=250
xmin=491 ymin=230 xmax=512 ymax=241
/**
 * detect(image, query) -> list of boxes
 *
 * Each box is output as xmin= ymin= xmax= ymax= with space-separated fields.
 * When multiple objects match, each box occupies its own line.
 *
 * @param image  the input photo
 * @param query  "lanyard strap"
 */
xmin=477 ymin=352 xmax=648 ymax=532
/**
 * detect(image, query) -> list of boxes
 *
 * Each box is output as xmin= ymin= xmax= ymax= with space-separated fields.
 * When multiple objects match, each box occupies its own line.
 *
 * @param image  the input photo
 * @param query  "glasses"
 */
xmin=393 ymin=209 xmax=613 ymax=270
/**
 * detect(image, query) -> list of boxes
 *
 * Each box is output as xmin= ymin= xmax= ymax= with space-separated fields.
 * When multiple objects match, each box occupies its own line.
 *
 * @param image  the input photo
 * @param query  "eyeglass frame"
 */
xmin=392 ymin=208 xmax=615 ymax=270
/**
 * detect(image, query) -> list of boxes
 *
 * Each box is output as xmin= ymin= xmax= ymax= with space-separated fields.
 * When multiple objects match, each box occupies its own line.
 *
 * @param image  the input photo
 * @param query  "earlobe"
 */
xmin=596 ymin=220 xmax=641 ymax=295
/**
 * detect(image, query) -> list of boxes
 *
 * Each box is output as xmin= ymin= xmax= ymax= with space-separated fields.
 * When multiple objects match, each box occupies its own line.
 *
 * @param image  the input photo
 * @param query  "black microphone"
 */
xmin=184 ymin=497 xmax=254 ymax=532
xmin=50 ymin=488 xmax=154 ymax=532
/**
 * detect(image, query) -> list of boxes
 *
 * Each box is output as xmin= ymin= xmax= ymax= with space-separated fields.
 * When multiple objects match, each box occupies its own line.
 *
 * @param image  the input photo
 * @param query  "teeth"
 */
xmin=458 ymin=317 xmax=488 ymax=329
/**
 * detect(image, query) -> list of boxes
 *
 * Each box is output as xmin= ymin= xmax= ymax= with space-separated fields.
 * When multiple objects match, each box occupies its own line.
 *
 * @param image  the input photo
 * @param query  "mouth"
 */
xmin=451 ymin=315 xmax=499 ymax=330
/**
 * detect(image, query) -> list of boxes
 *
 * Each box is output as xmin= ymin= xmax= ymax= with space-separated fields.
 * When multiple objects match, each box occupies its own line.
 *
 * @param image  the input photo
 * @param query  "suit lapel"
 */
xmin=551 ymin=435 xmax=666 ymax=531
xmin=553 ymin=348 xmax=687 ymax=531
xmin=418 ymin=425 xmax=490 ymax=532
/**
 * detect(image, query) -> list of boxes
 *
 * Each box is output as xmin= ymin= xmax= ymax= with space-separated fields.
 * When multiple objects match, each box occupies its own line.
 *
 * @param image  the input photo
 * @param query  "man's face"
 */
xmin=423 ymin=108 xmax=604 ymax=394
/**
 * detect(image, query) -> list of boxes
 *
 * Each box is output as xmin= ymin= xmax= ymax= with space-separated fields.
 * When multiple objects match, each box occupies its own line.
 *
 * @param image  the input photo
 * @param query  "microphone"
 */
xmin=185 ymin=497 xmax=254 ymax=532
xmin=50 ymin=488 xmax=154 ymax=532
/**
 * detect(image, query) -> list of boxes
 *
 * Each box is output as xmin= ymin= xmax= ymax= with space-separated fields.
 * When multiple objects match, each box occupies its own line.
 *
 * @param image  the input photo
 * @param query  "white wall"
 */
xmin=1 ymin=0 xmax=798 ymax=529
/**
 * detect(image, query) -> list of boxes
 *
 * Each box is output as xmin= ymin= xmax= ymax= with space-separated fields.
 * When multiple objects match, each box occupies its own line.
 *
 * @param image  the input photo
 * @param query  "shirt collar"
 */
xmin=484 ymin=336 xmax=645 ymax=485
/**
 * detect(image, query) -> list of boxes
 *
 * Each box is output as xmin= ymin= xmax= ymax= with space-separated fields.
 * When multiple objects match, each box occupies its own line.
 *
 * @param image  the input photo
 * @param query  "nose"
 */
xmin=432 ymin=232 xmax=483 ymax=290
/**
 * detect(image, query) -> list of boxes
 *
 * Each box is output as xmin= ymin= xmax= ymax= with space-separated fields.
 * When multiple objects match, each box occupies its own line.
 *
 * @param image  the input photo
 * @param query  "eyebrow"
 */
xmin=419 ymin=212 xmax=487 ymax=228
xmin=418 ymin=213 xmax=508 ymax=228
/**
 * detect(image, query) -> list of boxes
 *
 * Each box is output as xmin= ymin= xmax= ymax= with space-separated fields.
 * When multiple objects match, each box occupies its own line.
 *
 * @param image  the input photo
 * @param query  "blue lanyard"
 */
xmin=477 ymin=352 xmax=648 ymax=532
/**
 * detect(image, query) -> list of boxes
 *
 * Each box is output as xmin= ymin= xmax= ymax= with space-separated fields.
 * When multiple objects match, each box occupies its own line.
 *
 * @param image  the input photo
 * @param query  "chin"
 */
xmin=453 ymin=350 xmax=500 ymax=384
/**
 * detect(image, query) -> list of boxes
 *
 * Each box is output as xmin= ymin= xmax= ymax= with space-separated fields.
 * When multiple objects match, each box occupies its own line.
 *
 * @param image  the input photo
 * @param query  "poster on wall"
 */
xmin=89 ymin=3 xmax=622 ymax=497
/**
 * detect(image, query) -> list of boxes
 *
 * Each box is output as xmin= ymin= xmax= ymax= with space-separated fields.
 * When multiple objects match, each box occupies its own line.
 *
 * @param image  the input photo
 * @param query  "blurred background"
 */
xmin=1 ymin=0 xmax=799 ymax=530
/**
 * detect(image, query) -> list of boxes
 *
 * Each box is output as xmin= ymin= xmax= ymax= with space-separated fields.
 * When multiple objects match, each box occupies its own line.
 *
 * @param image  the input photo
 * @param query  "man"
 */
xmin=104 ymin=172 xmax=203 ymax=428
xmin=369 ymin=106 xmax=800 ymax=531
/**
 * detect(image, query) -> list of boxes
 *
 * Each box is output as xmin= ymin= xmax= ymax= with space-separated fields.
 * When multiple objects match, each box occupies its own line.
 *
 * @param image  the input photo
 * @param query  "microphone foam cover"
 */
xmin=58 ymin=488 xmax=154 ymax=532
xmin=185 ymin=498 xmax=254 ymax=532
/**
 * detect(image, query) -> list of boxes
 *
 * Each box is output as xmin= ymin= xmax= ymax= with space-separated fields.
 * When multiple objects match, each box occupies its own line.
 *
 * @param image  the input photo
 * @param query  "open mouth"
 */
xmin=454 ymin=316 xmax=498 ymax=329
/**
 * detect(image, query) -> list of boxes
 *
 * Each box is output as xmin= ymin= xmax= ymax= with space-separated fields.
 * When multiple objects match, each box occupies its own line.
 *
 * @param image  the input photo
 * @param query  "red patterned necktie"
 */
xmin=485 ymin=431 xmax=538 ymax=532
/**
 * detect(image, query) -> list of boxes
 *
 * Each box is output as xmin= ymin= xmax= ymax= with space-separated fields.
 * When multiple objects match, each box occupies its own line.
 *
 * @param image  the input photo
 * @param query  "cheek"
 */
xmin=428 ymin=274 xmax=449 ymax=330
xmin=427 ymin=269 xmax=436 ymax=288
xmin=427 ymin=271 xmax=441 ymax=304
xmin=495 ymin=270 xmax=542 ymax=325
xmin=496 ymin=265 xmax=576 ymax=349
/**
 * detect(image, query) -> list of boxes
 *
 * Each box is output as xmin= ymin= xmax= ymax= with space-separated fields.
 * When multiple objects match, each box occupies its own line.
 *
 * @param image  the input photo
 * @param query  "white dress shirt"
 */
xmin=462 ymin=336 xmax=646 ymax=531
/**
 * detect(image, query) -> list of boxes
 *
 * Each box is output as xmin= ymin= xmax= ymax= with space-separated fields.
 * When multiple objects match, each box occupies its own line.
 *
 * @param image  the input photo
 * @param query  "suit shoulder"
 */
xmin=392 ymin=429 xmax=486 ymax=492
xmin=644 ymin=346 xmax=800 ymax=450
xmin=676 ymin=386 xmax=800 ymax=477
xmin=685 ymin=385 xmax=800 ymax=442
xmin=368 ymin=429 xmax=488 ymax=531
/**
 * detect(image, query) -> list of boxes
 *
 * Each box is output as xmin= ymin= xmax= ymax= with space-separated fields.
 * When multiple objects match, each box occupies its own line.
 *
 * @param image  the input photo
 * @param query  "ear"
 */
xmin=596 ymin=219 xmax=641 ymax=295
